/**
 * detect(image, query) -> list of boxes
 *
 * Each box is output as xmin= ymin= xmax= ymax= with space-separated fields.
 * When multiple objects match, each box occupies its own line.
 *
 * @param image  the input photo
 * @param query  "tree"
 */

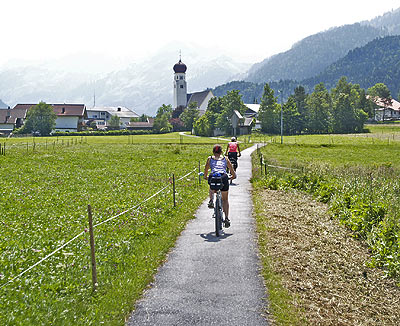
xmin=23 ymin=102 xmax=56 ymax=136
xmin=180 ymin=102 xmax=200 ymax=133
xmin=193 ymin=111 xmax=213 ymax=136
xmin=169 ymin=118 xmax=184 ymax=131
xmin=216 ymin=90 xmax=247 ymax=134
xmin=331 ymin=77 xmax=368 ymax=133
xmin=153 ymin=104 xmax=172 ymax=133
xmin=108 ymin=115 xmax=121 ymax=130
xmin=282 ymin=97 xmax=301 ymax=135
xmin=207 ymin=97 xmax=224 ymax=115
xmin=306 ymin=83 xmax=332 ymax=134
xmin=258 ymin=83 xmax=280 ymax=134
xmin=292 ymin=86 xmax=308 ymax=133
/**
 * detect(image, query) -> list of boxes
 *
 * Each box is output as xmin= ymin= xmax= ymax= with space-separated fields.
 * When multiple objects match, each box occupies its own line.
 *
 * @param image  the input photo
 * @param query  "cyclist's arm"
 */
xmin=226 ymin=157 xmax=236 ymax=179
xmin=237 ymin=144 xmax=241 ymax=157
xmin=204 ymin=157 xmax=211 ymax=179
xmin=225 ymin=143 xmax=229 ymax=156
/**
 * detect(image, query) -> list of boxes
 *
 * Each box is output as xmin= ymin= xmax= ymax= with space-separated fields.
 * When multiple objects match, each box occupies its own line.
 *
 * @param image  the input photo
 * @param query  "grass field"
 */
xmin=251 ymin=126 xmax=400 ymax=324
xmin=0 ymin=133 xmax=229 ymax=325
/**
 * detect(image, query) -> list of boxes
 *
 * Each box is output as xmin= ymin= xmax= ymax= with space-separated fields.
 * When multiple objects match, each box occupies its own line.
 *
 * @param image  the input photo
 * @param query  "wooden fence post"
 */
xmin=87 ymin=205 xmax=98 ymax=291
xmin=172 ymin=174 xmax=176 ymax=207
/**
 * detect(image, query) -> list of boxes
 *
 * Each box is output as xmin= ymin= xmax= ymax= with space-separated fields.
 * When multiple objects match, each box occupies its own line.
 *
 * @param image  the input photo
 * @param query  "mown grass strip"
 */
xmin=253 ymin=189 xmax=305 ymax=326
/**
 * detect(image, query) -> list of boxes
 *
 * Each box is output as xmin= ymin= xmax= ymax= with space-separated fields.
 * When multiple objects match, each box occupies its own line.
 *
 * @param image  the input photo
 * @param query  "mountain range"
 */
xmin=213 ymin=34 xmax=400 ymax=103
xmin=0 ymin=43 xmax=249 ymax=115
xmin=213 ymin=8 xmax=400 ymax=102
xmin=244 ymin=8 xmax=400 ymax=84
xmin=1 ymin=8 xmax=400 ymax=114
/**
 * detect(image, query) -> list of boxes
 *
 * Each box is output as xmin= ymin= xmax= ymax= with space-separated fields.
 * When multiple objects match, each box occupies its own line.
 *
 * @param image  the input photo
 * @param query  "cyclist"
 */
xmin=204 ymin=144 xmax=236 ymax=227
xmin=225 ymin=137 xmax=241 ymax=180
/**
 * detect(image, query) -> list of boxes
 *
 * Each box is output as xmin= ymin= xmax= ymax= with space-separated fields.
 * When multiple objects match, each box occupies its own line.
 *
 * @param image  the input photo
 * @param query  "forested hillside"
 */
xmin=245 ymin=23 xmax=387 ymax=83
xmin=214 ymin=35 xmax=400 ymax=102
xmin=304 ymin=35 xmax=400 ymax=96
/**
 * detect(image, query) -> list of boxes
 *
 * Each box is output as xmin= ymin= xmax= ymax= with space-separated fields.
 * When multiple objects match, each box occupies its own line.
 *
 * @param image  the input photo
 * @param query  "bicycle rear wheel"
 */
xmin=215 ymin=193 xmax=223 ymax=237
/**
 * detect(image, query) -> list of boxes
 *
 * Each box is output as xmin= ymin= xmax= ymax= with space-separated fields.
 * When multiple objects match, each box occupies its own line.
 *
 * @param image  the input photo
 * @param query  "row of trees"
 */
xmin=155 ymin=77 xmax=391 ymax=137
xmin=259 ymin=77 xmax=382 ymax=135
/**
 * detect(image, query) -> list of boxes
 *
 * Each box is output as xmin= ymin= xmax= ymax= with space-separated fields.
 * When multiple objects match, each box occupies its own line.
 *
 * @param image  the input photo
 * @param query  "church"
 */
xmin=173 ymin=58 xmax=214 ymax=115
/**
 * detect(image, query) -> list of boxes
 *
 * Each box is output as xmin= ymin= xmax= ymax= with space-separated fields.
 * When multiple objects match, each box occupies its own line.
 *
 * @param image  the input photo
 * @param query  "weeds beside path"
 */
xmin=253 ymin=188 xmax=400 ymax=326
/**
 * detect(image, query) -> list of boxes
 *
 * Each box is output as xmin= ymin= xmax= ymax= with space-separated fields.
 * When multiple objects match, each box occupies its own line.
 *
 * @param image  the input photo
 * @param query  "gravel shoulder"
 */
xmin=253 ymin=188 xmax=400 ymax=326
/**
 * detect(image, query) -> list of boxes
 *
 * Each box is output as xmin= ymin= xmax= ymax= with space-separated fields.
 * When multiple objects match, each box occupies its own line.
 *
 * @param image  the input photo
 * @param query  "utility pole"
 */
xmin=280 ymin=90 xmax=283 ymax=144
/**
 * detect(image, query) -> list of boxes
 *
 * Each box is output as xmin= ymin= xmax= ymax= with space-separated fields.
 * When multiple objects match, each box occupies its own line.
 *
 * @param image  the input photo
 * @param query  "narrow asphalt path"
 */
xmin=126 ymin=144 xmax=268 ymax=325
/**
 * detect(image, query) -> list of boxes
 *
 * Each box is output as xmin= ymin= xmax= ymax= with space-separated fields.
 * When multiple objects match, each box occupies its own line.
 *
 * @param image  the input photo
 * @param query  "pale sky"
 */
xmin=2 ymin=0 xmax=400 ymax=66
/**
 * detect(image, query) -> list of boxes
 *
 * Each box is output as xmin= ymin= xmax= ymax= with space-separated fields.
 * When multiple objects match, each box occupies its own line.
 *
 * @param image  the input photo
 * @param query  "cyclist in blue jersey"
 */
xmin=204 ymin=144 xmax=236 ymax=226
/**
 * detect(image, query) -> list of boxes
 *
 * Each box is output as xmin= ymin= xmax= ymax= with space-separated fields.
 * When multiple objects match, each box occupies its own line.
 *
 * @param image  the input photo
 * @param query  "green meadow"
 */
xmin=0 ymin=133 xmax=230 ymax=325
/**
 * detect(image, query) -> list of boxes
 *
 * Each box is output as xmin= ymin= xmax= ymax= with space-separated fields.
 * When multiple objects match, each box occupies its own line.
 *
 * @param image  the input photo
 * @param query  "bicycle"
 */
xmin=209 ymin=173 xmax=230 ymax=237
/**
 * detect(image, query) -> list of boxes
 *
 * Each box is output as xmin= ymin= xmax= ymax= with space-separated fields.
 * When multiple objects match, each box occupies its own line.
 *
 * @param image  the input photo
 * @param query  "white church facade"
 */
xmin=173 ymin=58 xmax=214 ymax=115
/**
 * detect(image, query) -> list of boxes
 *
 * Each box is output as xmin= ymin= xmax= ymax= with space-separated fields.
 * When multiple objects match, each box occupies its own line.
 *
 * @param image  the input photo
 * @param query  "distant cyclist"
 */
xmin=204 ymin=144 xmax=236 ymax=227
xmin=225 ymin=137 xmax=241 ymax=175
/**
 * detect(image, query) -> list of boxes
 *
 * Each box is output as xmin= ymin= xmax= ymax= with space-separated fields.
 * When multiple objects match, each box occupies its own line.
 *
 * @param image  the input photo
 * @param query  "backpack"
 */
xmin=208 ymin=172 xmax=223 ymax=190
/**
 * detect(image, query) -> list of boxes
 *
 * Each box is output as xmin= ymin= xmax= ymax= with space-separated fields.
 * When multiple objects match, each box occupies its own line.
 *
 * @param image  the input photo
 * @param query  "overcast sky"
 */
xmin=2 ymin=0 xmax=399 ymax=67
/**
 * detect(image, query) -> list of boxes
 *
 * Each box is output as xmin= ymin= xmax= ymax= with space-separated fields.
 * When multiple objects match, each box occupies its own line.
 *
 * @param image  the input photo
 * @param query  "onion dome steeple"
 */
xmin=173 ymin=59 xmax=187 ymax=73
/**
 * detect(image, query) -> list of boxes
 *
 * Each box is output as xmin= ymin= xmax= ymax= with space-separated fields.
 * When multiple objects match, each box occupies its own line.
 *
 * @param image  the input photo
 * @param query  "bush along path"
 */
xmin=126 ymin=144 xmax=268 ymax=326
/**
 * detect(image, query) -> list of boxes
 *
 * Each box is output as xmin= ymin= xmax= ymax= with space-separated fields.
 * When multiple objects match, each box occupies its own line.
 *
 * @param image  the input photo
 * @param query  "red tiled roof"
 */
xmin=0 ymin=107 xmax=28 ymax=124
xmin=13 ymin=103 xmax=86 ymax=117
xmin=127 ymin=118 xmax=154 ymax=128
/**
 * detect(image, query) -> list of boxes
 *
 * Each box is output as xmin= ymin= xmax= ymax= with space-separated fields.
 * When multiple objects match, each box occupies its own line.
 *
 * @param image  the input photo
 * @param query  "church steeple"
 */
xmin=173 ymin=55 xmax=187 ymax=108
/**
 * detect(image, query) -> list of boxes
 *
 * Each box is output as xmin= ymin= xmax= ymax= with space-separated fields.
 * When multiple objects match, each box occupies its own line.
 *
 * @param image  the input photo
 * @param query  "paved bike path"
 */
xmin=126 ymin=144 xmax=268 ymax=325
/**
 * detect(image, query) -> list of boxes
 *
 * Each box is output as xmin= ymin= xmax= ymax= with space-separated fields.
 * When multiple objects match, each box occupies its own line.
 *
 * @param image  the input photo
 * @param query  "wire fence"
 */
xmin=256 ymin=144 xmax=301 ymax=176
xmin=0 ymin=166 xmax=199 ymax=290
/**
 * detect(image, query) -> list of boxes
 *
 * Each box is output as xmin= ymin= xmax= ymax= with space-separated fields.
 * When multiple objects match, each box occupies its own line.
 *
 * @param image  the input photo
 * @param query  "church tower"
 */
xmin=173 ymin=57 xmax=187 ymax=109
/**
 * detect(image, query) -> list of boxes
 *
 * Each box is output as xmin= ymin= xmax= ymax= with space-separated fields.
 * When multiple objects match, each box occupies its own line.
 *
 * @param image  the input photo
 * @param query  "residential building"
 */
xmin=0 ymin=107 xmax=26 ymax=135
xmin=127 ymin=118 xmax=154 ymax=131
xmin=12 ymin=103 xmax=87 ymax=132
xmin=370 ymin=97 xmax=400 ymax=121
xmin=86 ymin=106 xmax=139 ymax=128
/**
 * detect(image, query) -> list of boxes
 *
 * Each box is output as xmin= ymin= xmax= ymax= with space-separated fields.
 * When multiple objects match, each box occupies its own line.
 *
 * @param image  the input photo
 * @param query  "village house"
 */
xmin=0 ymin=107 xmax=26 ymax=135
xmin=12 ymin=103 xmax=87 ymax=132
xmin=230 ymin=109 xmax=254 ymax=136
xmin=86 ymin=106 xmax=139 ymax=129
xmin=370 ymin=97 xmax=400 ymax=121
xmin=127 ymin=117 xmax=155 ymax=131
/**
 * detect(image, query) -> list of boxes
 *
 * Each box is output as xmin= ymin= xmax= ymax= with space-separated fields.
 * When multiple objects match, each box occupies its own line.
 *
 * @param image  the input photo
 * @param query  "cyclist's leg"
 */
xmin=220 ymin=174 xmax=229 ymax=216
xmin=208 ymin=188 xmax=214 ymax=208
xmin=221 ymin=190 xmax=229 ymax=219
